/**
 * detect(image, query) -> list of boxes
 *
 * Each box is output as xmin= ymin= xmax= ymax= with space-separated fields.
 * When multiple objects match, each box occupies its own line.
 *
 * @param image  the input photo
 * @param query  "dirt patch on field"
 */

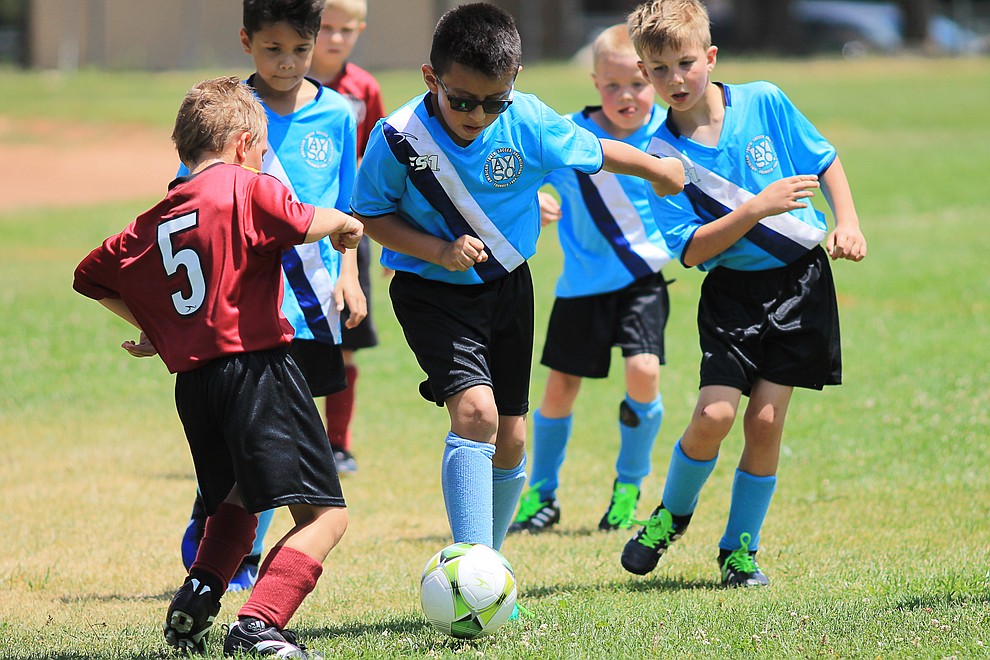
xmin=0 ymin=116 xmax=178 ymax=213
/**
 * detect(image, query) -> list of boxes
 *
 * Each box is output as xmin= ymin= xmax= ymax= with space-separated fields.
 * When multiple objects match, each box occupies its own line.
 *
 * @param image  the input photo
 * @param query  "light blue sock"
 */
xmin=661 ymin=439 xmax=718 ymax=517
xmin=491 ymin=455 xmax=527 ymax=551
xmin=441 ymin=432 xmax=495 ymax=546
xmin=251 ymin=509 xmax=275 ymax=557
xmin=720 ymin=469 xmax=777 ymax=551
xmin=528 ymin=410 xmax=572 ymax=500
xmin=615 ymin=394 xmax=664 ymax=487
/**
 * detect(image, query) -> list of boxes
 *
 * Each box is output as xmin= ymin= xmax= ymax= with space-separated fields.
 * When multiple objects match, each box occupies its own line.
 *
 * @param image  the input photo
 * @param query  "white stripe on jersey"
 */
xmin=265 ymin=151 xmax=340 ymax=342
xmin=387 ymin=105 xmax=526 ymax=273
xmin=648 ymin=137 xmax=826 ymax=249
xmin=590 ymin=170 xmax=672 ymax=272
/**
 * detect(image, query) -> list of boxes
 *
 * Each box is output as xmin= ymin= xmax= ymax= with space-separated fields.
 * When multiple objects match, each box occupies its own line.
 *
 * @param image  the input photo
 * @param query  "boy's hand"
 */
xmin=329 ymin=216 xmax=364 ymax=253
xmin=538 ymin=191 xmax=562 ymax=226
xmin=826 ymin=225 xmax=867 ymax=262
xmin=651 ymin=157 xmax=686 ymax=197
xmin=122 ymin=331 xmax=157 ymax=358
xmin=440 ymin=235 xmax=488 ymax=272
xmin=751 ymin=175 xmax=819 ymax=218
xmin=334 ymin=275 xmax=368 ymax=329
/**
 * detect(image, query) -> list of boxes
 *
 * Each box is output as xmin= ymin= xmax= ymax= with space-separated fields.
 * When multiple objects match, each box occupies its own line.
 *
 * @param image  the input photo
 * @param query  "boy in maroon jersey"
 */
xmin=73 ymin=76 xmax=361 ymax=658
xmin=309 ymin=0 xmax=386 ymax=474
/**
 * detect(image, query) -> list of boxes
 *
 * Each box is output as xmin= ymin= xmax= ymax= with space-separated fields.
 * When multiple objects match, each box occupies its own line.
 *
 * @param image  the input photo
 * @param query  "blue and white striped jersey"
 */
xmin=647 ymin=81 xmax=836 ymax=272
xmin=260 ymin=78 xmax=357 ymax=343
xmin=545 ymin=104 xmax=671 ymax=298
xmin=351 ymin=91 xmax=604 ymax=285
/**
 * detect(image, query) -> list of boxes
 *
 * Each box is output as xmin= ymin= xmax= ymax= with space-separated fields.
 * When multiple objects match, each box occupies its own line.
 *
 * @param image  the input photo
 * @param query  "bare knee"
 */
xmin=448 ymin=388 xmax=499 ymax=442
xmin=691 ymin=399 xmax=736 ymax=440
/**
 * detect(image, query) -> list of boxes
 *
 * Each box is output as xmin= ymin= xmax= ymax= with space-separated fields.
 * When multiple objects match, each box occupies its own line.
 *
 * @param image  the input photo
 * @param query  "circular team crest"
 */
xmin=745 ymin=135 xmax=779 ymax=174
xmin=484 ymin=148 xmax=523 ymax=188
xmin=300 ymin=131 xmax=334 ymax=169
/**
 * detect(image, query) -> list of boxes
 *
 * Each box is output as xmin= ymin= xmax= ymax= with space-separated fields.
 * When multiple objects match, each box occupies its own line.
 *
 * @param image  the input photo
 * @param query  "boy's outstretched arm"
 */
xmin=306 ymin=207 xmax=364 ymax=251
xmin=600 ymin=139 xmax=685 ymax=197
xmin=683 ymin=174 xmax=821 ymax=268
xmin=820 ymin=157 xmax=867 ymax=262
xmin=356 ymin=212 xmax=488 ymax=273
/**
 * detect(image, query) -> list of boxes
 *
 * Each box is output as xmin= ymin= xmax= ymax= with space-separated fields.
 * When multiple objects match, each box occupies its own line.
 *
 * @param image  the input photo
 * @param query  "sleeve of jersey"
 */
xmin=336 ymin=113 xmax=358 ymax=213
xmin=359 ymin=84 xmax=386 ymax=157
xmin=766 ymin=84 xmax=836 ymax=175
xmin=539 ymin=103 xmax=604 ymax=175
xmin=350 ymin=120 xmax=406 ymax=217
xmin=245 ymin=173 xmax=315 ymax=252
xmin=647 ymin=190 xmax=698 ymax=266
xmin=73 ymin=235 xmax=124 ymax=300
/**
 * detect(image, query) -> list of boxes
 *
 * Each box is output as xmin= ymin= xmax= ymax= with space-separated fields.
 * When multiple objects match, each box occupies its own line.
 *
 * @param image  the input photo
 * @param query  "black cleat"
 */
xmin=620 ymin=506 xmax=689 ymax=575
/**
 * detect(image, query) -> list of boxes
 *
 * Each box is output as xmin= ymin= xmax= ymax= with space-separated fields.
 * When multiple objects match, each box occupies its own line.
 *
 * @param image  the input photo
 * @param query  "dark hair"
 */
xmin=242 ymin=0 xmax=325 ymax=39
xmin=430 ymin=3 xmax=522 ymax=78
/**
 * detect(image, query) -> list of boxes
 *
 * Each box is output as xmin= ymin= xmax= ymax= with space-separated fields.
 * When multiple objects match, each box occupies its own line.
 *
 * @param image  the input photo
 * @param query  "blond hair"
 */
xmin=591 ymin=23 xmax=638 ymax=67
xmin=627 ymin=0 xmax=711 ymax=58
xmin=324 ymin=0 xmax=367 ymax=21
xmin=171 ymin=76 xmax=267 ymax=166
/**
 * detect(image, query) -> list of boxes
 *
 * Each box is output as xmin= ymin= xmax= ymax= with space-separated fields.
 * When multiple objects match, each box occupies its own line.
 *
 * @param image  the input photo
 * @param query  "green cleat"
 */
xmin=598 ymin=481 xmax=640 ymax=531
xmin=718 ymin=533 xmax=770 ymax=587
xmin=508 ymin=483 xmax=560 ymax=534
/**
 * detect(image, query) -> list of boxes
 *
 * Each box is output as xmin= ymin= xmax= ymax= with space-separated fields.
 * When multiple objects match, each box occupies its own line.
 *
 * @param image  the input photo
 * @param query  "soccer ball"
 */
xmin=420 ymin=542 xmax=517 ymax=639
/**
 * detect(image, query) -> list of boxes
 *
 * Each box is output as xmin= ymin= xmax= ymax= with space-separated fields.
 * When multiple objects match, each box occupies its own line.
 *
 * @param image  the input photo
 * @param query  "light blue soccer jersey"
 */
xmin=545 ymin=105 xmax=672 ymax=298
xmin=351 ymin=91 xmax=604 ymax=285
xmin=647 ymin=81 xmax=836 ymax=272
xmin=258 ymin=77 xmax=357 ymax=343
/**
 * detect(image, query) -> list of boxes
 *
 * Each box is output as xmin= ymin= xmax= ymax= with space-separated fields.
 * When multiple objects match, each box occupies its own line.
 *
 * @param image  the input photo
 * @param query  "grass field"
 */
xmin=1 ymin=57 xmax=989 ymax=658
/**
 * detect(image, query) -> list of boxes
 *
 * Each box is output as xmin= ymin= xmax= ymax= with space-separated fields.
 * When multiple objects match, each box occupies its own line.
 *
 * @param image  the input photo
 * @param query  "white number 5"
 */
xmin=157 ymin=212 xmax=206 ymax=316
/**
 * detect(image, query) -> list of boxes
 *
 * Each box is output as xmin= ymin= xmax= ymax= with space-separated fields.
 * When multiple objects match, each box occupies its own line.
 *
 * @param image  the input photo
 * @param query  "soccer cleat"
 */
xmin=718 ymin=533 xmax=770 ymax=588
xmin=163 ymin=577 xmax=221 ymax=655
xmin=226 ymin=554 xmax=260 ymax=593
xmin=598 ymin=481 xmax=640 ymax=531
xmin=507 ymin=487 xmax=560 ymax=534
xmin=223 ymin=617 xmax=322 ymax=659
xmin=332 ymin=449 xmax=358 ymax=475
xmin=620 ymin=505 xmax=689 ymax=575
xmin=181 ymin=493 xmax=208 ymax=571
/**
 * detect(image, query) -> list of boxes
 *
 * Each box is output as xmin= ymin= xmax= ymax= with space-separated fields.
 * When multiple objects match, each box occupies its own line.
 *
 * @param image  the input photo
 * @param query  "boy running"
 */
xmin=510 ymin=24 xmax=674 ymax=535
xmin=621 ymin=0 xmax=867 ymax=587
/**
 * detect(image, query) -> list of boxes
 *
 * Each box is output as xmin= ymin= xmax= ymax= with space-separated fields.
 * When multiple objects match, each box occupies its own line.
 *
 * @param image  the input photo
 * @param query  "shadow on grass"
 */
xmin=58 ymin=590 xmax=173 ymax=604
xmin=893 ymin=591 xmax=990 ymax=611
xmin=307 ymin=612 xmax=430 ymax=638
xmin=521 ymin=574 xmax=717 ymax=599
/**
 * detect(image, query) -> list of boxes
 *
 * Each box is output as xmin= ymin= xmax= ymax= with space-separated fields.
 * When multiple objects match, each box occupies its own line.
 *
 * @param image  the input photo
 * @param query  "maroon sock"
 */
xmin=238 ymin=546 xmax=323 ymax=630
xmin=190 ymin=502 xmax=257 ymax=591
xmin=325 ymin=365 xmax=358 ymax=451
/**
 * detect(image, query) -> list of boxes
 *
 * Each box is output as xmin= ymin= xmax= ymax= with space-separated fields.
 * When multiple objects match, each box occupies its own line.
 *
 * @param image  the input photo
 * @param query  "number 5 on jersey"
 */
xmin=157 ymin=212 xmax=206 ymax=316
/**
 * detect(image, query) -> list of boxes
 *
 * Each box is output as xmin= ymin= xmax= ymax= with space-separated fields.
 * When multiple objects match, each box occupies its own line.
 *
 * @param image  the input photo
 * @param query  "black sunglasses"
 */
xmin=436 ymin=76 xmax=514 ymax=115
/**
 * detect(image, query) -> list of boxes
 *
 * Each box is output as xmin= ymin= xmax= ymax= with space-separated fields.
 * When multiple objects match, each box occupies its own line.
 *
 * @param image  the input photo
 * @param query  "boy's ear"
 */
xmin=232 ymin=130 xmax=253 ymax=164
xmin=637 ymin=60 xmax=649 ymax=79
xmin=422 ymin=64 xmax=438 ymax=93
xmin=240 ymin=28 xmax=252 ymax=55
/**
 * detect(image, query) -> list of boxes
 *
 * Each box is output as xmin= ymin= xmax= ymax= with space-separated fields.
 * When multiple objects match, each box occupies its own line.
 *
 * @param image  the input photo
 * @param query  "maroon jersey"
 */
xmin=325 ymin=61 xmax=385 ymax=158
xmin=73 ymin=163 xmax=316 ymax=373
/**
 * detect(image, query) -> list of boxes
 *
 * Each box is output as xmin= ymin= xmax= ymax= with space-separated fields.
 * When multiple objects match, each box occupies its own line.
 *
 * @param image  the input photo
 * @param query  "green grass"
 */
xmin=2 ymin=57 xmax=989 ymax=658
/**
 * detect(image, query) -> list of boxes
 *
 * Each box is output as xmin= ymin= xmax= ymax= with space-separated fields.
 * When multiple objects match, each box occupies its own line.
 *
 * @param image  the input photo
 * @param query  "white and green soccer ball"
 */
xmin=420 ymin=542 xmax=517 ymax=639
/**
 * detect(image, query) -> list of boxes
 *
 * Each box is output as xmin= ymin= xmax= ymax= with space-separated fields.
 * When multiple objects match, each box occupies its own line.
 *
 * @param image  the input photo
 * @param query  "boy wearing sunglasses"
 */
xmin=351 ymin=2 xmax=684 ymax=554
